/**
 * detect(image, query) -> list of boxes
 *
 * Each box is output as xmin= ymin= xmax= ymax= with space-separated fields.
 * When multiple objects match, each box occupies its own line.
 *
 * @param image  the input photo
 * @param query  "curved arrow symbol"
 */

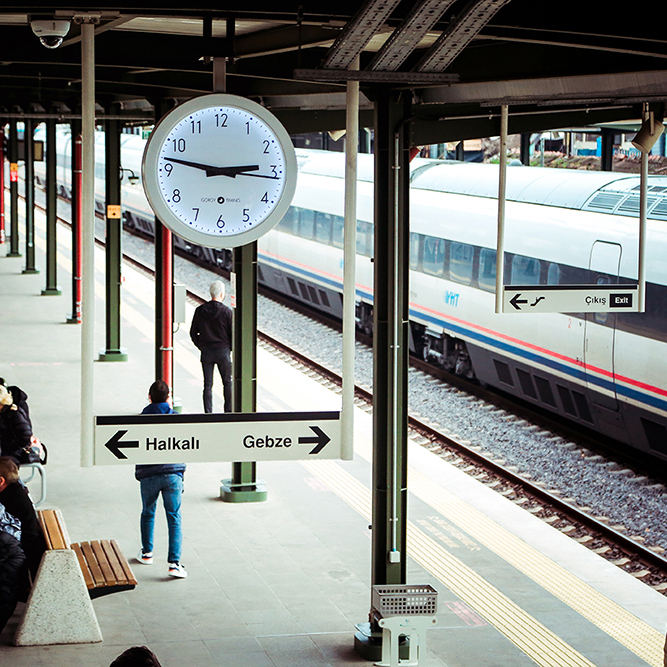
xmin=105 ymin=430 xmax=139 ymax=460
xmin=298 ymin=426 xmax=330 ymax=455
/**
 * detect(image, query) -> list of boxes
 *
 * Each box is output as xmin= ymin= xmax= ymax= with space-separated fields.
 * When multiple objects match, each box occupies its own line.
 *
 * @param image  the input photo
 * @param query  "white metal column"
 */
xmin=80 ymin=22 xmax=95 ymax=466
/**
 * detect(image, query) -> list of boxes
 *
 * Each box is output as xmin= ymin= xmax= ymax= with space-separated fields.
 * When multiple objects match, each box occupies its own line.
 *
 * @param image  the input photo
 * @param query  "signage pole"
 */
xmin=80 ymin=20 xmax=95 ymax=467
xmin=495 ymin=104 xmax=508 ymax=314
xmin=341 ymin=56 xmax=359 ymax=462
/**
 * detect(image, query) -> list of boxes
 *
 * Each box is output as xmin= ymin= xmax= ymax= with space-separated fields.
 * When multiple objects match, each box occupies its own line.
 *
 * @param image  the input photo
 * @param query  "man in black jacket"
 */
xmin=189 ymin=281 xmax=233 ymax=413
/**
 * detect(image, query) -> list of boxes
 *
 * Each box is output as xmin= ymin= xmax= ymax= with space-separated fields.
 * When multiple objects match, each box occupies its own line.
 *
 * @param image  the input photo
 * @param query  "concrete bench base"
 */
xmin=14 ymin=549 xmax=102 ymax=646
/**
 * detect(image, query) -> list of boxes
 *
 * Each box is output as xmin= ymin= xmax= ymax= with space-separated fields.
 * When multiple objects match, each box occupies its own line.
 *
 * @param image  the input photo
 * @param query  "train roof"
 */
xmin=295 ymin=148 xmax=667 ymax=222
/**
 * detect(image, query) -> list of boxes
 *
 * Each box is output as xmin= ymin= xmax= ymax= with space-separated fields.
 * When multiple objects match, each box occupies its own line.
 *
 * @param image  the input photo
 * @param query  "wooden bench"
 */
xmin=37 ymin=509 xmax=137 ymax=599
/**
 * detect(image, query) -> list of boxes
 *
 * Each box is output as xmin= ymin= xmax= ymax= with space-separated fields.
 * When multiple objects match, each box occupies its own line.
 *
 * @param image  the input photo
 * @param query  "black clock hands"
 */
xmin=163 ymin=157 xmax=278 ymax=179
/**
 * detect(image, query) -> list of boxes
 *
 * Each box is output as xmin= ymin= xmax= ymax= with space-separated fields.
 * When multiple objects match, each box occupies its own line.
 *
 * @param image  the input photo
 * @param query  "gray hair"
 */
xmin=210 ymin=280 xmax=225 ymax=300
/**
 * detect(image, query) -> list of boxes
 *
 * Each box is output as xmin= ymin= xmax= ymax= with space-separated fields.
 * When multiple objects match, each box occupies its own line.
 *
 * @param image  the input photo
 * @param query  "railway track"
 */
xmin=36 ymin=194 xmax=667 ymax=594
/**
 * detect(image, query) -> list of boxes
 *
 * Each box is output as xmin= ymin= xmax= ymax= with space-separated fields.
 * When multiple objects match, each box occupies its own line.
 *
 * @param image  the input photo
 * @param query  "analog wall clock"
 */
xmin=142 ymin=93 xmax=297 ymax=248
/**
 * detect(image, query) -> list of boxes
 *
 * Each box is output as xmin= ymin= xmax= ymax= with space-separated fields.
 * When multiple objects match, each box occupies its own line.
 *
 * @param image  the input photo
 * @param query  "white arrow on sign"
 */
xmin=93 ymin=411 xmax=341 ymax=466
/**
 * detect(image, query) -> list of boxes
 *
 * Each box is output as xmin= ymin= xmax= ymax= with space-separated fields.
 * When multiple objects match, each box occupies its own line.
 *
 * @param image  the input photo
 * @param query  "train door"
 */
xmin=584 ymin=241 xmax=621 ymax=410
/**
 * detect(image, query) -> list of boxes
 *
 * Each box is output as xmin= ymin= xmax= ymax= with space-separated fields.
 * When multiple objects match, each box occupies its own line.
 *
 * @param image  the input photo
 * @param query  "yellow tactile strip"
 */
xmin=302 ymin=459 xmax=598 ymax=667
xmin=351 ymin=432 xmax=664 ymax=667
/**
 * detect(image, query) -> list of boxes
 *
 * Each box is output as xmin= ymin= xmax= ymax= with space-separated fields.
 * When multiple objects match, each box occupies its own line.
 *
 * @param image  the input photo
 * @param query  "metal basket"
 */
xmin=372 ymin=584 xmax=438 ymax=617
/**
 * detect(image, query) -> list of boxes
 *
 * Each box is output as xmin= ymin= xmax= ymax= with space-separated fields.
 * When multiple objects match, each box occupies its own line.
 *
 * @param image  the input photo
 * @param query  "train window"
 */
xmin=315 ymin=212 xmax=333 ymax=245
xmin=422 ymin=236 xmax=445 ymax=277
xmin=332 ymin=216 xmax=344 ymax=249
xmin=478 ymin=248 xmax=496 ymax=292
xmin=410 ymin=233 xmax=422 ymax=271
xmin=450 ymin=242 xmax=474 ymax=285
xmin=547 ymin=262 xmax=560 ymax=285
xmin=279 ymin=206 xmax=299 ymax=235
xmin=357 ymin=220 xmax=373 ymax=257
xmin=300 ymin=209 xmax=315 ymax=240
xmin=594 ymin=275 xmax=610 ymax=324
xmin=511 ymin=255 xmax=540 ymax=285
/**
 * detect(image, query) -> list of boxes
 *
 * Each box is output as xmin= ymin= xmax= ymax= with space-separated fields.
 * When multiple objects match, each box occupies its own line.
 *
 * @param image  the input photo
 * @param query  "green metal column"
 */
xmin=355 ymin=89 xmax=411 ymax=662
xmin=7 ymin=120 xmax=20 ymax=258
xmin=371 ymin=90 xmax=410 ymax=587
xmin=354 ymin=89 xmax=412 ymax=661
xmin=99 ymin=116 xmax=127 ymax=360
xmin=42 ymin=118 xmax=61 ymax=292
xmin=220 ymin=241 xmax=267 ymax=502
xmin=23 ymin=118 xmax=38 ymax=274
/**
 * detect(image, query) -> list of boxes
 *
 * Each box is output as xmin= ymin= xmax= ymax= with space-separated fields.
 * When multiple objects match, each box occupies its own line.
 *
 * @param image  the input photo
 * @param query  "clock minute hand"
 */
xmin=163 ymin=158 xmax=260 ymax=178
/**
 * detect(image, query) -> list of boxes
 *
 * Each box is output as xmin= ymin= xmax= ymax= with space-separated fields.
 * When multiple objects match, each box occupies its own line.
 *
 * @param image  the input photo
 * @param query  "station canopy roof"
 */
xmin=1 ymin=2 xmax=666 ymax=144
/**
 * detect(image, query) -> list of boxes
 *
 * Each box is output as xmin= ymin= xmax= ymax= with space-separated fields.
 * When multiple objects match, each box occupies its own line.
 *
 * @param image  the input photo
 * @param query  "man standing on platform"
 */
xmin=189 ymin=280 xmax=233 ymax=413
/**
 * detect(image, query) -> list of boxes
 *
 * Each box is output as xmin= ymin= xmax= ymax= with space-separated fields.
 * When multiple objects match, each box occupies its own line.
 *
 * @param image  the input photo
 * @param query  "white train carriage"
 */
xmin=32 ymin=128 xmax=667 ymax=460
xmin=260 ymin=150 xmax=667 ymax=460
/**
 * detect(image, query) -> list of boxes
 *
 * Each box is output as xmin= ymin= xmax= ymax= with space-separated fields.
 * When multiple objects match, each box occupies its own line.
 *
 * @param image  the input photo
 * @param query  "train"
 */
xmin=31 ymin=125 xmax=667 ymax=462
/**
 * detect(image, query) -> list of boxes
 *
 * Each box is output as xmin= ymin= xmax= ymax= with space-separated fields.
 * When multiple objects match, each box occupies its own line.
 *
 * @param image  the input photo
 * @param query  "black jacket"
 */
xmin=0 ymin=482 xmax=45 ymax=579
xmin=0 ymin=403 xmax=32 ymax=462
xmin=190 ymin=300 xmax=233 ymax=351
xmin=0 ymin=530 xmax=25 ymax=633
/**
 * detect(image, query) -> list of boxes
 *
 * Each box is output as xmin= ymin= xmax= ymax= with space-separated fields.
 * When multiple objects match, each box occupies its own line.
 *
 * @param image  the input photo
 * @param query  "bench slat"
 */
xmin=37 ymin=509 xmax=69 ymax=550
xmin=91 ymin=540 xmax=117 ymax=586
xmin=80 ymin=541 xmax=105 ymax=587
xmin=71 ymin=542 xmax=95 ymax=590
xmin=101 ymin=540 xmax=129 ymax=586
xmin=110 ymin=540 xmax=138 ymax=586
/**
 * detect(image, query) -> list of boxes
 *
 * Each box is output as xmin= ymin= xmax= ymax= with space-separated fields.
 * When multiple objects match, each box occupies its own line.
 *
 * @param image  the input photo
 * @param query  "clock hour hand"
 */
xmin=163 ymin=157 xmax=261 ymax=178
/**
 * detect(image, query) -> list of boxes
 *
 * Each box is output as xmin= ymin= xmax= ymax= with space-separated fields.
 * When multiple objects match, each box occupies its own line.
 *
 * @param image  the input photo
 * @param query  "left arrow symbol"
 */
xmin=105 ymin=430 xmax=139 ymax=460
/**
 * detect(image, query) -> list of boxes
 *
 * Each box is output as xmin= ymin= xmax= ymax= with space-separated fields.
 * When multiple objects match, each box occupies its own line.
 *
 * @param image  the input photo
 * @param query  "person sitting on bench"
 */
xmin=0 ymin=457 xmax=46 ymax=595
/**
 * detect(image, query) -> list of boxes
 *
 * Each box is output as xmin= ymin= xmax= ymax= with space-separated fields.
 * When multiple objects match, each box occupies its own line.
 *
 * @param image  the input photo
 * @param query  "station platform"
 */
xmin=1 ymin=209 xmax=666 ymax=667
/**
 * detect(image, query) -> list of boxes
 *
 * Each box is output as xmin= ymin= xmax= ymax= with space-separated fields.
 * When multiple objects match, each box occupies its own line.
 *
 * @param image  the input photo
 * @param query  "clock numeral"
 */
xmin=246 ymin=122 xmax=250 ymax=135
xmin=243 ymin=209 xmax=250 ymax=222
xmin=172 ymin=189 xmax=181 ymax=203
xmin=217 ymin=216 xmax=225 ymax=229
xmin=172 ymin=138 xmax=186 ymax=153
xmin=191 ymin=120 xmax=201 ymax=134
xmin=263 ymin=140 xmax=270 ymax=154
xmin=215 ymin=113 xmax=228 ymax=128
xmin=164 ymin=163 xmax=173 ymax=176
xmin=270 ymin=165 xmax=277 ymax=178
xmin=192 ymin=208 xmax=199 ymax=221
xmin=261 ymin=192 xmax=268 ymax=203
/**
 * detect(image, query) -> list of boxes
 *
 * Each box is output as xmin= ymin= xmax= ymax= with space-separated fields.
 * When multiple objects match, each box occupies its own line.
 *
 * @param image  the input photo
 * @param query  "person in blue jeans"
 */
xmin=135 ymin=381 xmax=186 ymax=578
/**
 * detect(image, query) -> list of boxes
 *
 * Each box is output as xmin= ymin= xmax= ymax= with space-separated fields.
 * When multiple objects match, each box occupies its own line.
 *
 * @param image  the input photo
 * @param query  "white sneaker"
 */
xmin=137 ymin=550 xmax=153 ymax=565
xmin=168 ymin=562 xmax=187 ymax=578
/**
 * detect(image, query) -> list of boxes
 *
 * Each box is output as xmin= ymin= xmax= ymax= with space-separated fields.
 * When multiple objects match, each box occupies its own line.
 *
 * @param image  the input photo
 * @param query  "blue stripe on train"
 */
xmin=260 ymin=253 xmax=667 ymax=414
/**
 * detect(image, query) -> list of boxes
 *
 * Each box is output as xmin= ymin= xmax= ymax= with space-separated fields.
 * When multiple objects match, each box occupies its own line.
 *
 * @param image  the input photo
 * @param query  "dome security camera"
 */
xmin=31 ymin=19 xmax=71 ymax=49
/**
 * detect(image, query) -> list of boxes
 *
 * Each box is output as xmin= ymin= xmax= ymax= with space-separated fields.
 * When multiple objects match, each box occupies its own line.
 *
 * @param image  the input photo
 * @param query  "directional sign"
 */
xmin=502 ymin=284 xmax=639 ymax=314
xmin=94 ymin=411 xmax=341 ymax=466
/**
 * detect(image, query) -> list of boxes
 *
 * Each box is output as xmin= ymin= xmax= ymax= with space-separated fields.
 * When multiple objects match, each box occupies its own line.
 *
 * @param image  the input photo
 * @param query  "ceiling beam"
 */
xmin=321 ymin=0 xmax=401 ymax=70
xmin=368 ymin=0 xmax=454 ymax=71
xmin=415 ymin=0 xmax=512 ymax=72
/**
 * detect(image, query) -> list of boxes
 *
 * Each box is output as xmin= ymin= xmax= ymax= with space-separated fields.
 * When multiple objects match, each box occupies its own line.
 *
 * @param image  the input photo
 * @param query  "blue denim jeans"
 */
xmin=139 ymin=473 xmax=183 ymax=563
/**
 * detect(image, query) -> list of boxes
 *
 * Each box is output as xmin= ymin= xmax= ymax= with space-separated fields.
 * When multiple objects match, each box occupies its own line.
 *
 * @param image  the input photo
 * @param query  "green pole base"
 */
xmin=23 ymin=268 xmax=39 ymax=275
xmin=98 ymin=349 xmax=128 ymax=362
xmin=6 ymin=252 xmax=22 ymax=258
xmin=220 ymin=479 xmax=267 ymax=503
xmin=66 ymin=316 xmax=80 ymax=324
xmin=354 ymin=623 xmax=410 ymax=662
xmin=41 ymin=288 xmax=61 ymax=295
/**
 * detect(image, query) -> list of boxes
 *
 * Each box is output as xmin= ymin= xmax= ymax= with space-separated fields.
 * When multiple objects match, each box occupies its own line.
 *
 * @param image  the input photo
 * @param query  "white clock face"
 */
xmin=142 ymin=94 xmax=296 ymax=248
